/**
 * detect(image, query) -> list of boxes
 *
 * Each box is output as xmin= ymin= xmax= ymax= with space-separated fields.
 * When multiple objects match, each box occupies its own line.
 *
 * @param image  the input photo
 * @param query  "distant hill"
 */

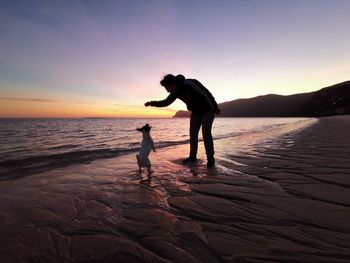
xmin=173 ymin=80 xmax=350 ymax=117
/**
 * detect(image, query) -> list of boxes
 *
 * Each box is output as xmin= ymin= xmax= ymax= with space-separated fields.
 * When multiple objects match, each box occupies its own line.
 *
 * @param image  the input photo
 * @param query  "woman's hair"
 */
xmin=160 ymin=74 xmax=185 ymax=87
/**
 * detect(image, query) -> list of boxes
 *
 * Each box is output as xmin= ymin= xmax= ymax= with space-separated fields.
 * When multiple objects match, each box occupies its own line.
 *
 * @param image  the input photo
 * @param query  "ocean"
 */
xmin=0 ymin=117 xmax=309 ymax=177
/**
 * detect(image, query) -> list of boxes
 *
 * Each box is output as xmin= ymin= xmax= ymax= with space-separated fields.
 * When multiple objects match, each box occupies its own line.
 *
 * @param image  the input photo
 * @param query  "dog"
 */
xmin=136 ymin=123 xmax=156 ymax=175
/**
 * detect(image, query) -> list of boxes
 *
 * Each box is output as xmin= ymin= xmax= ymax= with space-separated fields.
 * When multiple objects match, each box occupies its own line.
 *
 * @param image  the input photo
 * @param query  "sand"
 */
xmin=0 ymin=116 xmax=349 ymax=262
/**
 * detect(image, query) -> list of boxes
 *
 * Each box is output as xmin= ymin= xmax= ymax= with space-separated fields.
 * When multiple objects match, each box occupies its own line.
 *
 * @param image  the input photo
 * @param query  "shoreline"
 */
xmin=1 ymin=116 xmax=349 ymax=262
xmin=0 ymin=117 xmax=315 ymax=180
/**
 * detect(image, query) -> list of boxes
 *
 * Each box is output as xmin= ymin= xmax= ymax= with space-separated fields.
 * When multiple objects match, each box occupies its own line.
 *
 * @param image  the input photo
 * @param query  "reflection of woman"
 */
xmin=145 ymin=74 xmax=220 ymax=167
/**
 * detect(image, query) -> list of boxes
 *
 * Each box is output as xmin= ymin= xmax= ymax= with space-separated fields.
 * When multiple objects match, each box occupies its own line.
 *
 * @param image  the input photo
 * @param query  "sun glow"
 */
xmin=0 ymin=100 xmax=176 ymax=118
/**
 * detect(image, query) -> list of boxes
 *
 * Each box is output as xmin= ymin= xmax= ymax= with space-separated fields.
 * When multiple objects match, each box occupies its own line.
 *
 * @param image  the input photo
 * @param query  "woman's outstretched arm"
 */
xmin=145 ymin=93 xmax=177 ymax=107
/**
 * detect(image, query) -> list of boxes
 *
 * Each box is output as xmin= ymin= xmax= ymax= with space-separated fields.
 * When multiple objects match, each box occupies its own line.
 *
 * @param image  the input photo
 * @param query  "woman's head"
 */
xmin=160 ymin=74 xmax=185 ymax=93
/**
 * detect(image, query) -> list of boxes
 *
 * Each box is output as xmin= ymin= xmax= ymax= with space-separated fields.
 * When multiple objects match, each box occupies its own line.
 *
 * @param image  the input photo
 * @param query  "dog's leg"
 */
xmin=147 ymin=165 xmax=153 ymax=180
xmin=136 ymin=155 xmax=142 ymax=173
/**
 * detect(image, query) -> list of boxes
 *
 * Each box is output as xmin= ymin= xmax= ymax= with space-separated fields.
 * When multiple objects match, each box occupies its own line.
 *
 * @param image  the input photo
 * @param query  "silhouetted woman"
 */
xmin=145 ymin=74 xmax=220 ymax=167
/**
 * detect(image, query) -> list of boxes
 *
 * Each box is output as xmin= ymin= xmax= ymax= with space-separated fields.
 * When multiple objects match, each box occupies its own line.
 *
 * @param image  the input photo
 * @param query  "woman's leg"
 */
xmin=189 ymin=113 xmax=202 ymax=158
xmin=202 ymin=111 xmax=215 ymax=161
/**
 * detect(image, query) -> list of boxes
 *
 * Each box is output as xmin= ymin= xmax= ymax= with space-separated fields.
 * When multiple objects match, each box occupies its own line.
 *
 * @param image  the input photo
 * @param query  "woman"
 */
xmin=145 ymin=74 xmax=220 ymax=167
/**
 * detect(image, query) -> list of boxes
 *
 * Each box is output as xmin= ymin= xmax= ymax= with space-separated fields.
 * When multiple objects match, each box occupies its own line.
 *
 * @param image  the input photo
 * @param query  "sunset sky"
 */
xmin=1 ymin=0 xmax=350 ymax=118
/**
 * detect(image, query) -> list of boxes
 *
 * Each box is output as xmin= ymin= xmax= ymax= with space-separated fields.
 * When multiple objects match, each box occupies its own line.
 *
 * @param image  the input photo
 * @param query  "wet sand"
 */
xmin=0 ymin=116 xmax=350 ymax=262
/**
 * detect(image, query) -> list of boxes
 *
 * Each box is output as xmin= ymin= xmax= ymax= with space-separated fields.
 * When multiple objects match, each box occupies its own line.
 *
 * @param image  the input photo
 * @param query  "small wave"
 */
xmin=0 ymin=139 xmax=193 ymax=179
xmin=49 ymin=144 xmax=80 ymax=150
xmin=0 ymin=132 xmax=15 ymax=137
xmin=0 ymin=147 xmax=139 ymax=180
xmin=156 ymin=139 xmax=190 ymax=148
xmin=62 ymin=134 xmax=95 ymax=139
xmin=123 ymin=129 xmax=139 ymax=132
xmin=77 ymin=134 xmax=96 ymax=138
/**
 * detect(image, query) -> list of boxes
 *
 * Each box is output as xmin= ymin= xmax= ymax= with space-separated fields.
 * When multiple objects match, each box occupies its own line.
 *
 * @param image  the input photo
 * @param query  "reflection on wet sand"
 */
xmin=1 ymin=117 xmax=350 ymax=262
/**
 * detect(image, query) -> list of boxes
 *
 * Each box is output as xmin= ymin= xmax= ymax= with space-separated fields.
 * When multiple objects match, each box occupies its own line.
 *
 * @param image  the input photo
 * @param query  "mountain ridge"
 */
xmin=174 ymin=80 xmax=350 ymax=117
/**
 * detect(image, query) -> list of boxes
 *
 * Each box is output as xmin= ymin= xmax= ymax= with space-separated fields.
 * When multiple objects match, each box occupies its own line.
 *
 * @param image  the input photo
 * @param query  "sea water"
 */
xmin=0 ymin=117 xmax=309 ymax=176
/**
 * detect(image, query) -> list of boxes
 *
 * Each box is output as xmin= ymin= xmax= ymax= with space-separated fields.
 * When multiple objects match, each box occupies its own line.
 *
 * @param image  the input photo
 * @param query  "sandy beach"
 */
xmin=0 ymin=116 xmax=350 ymax=263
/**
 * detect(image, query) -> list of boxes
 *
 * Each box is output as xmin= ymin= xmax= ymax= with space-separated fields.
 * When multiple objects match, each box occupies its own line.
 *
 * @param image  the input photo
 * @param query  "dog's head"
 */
xmin=136 ymin=123 xmax=151 ymax=133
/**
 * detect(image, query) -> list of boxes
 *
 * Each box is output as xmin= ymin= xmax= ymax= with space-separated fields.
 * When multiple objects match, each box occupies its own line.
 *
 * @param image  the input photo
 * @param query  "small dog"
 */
xmin=136 ymin=123 xmax=156 ymax=175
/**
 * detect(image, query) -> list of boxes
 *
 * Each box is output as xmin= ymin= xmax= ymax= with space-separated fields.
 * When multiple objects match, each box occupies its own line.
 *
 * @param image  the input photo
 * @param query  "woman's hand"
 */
xmin=215 ymin=108 xmax=221 ymax=115
xmin=145 ymin=101 xmax=151 ymax=107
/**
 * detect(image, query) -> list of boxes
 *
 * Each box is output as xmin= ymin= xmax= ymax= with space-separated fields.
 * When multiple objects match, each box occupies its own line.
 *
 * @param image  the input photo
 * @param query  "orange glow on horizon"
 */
xmin=0 ymin=100 xmax=177 ymax=118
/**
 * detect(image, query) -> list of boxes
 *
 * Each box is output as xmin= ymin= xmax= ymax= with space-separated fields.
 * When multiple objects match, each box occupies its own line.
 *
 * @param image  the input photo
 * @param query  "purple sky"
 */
xmin=1 ymin=0 xmax=350 ymax=117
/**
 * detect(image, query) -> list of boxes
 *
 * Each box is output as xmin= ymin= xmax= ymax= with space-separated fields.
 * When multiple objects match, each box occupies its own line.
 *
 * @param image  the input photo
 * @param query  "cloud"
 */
xmin=0 ymin=97 xmax=61 ymax=102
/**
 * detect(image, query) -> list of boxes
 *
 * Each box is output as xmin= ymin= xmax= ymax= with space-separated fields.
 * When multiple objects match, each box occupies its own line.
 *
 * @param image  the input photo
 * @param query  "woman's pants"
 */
xmin=189 ymin=111 xmax=215 ymax=159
